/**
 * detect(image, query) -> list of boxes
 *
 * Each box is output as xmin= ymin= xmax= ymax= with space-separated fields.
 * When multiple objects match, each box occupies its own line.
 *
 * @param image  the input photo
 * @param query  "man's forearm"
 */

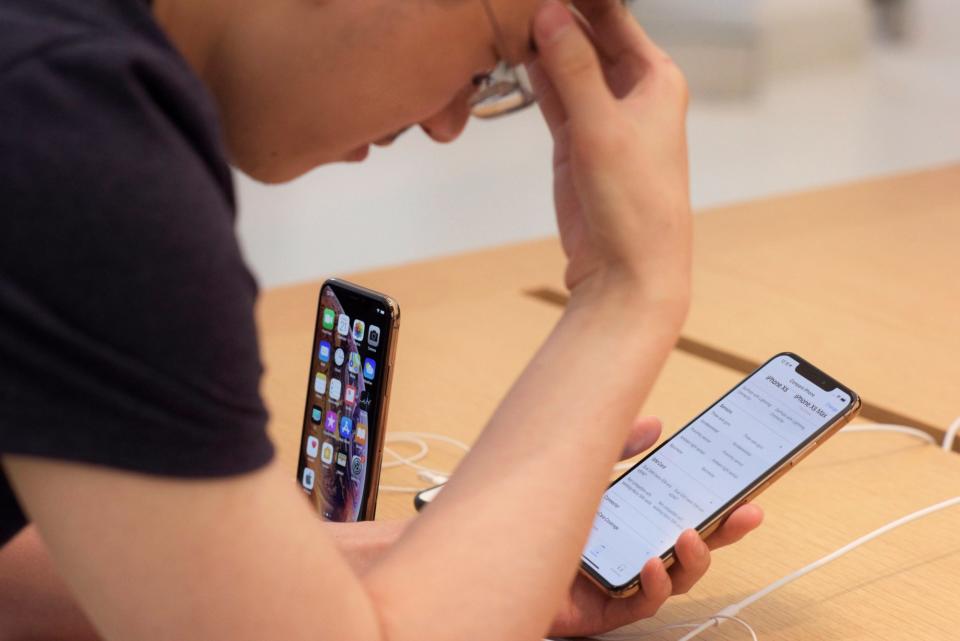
xmin=363 ymin=292 xmax=683 ymax=640
xmin=0 ymin=501 xmax=406 ymax=640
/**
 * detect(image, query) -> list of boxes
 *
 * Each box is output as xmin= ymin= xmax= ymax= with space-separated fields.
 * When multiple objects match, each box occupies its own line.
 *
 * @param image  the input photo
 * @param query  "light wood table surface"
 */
xmin=257 ymin=165 xmax=960 ymax=640
xmin=401 ymin=164 xmax=960 ymax=444
xmin=682 ymin=164 xmax=960 ymax=439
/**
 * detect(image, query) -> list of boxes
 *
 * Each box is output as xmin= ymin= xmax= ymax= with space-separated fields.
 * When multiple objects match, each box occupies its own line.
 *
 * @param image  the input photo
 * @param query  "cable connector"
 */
xmin=676 ymin=605 xmax=743 ymax=641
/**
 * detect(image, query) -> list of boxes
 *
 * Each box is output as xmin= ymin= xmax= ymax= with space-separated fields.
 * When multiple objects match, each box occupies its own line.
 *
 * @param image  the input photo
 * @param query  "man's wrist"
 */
xmin=565 ymin=269 xmax=690 ymax=339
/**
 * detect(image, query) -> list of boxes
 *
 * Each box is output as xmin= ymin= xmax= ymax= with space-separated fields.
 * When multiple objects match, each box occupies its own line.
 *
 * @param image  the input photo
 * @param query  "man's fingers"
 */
xmin=606 ymin=510 xmax=762 ymax=628
xmin=533 ymin=0 xmax=613 ymax=124
xmin=666 ymin=529 xmax=711 ymax=595
xmin=527 ymin=61 xmax=565 ymax=136
xmin=572 ymin=0 xmax=665 ymax=63
xmin=634 ymin=558 xmax=672 ymax=615
xmin=705 ymin=504 xmax=765 ymax=550
xmin=596 ymin=557 xmax=672 ymax=631
xmin=571 ymin=0 xmax=687 ymax=103
xmin=619 ymin=416 xmax=662 ymax=461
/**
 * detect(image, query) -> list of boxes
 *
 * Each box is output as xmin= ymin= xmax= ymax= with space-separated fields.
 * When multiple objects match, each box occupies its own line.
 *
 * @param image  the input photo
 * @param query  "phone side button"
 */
xmin=757 ymin=465 xmax=791 ymax=493
xmin=791 ymin=440 xmax=819 ymax=466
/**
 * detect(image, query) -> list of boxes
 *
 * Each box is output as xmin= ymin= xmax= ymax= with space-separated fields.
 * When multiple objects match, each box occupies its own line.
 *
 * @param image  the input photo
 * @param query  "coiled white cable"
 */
xmin=378 ymin=431 xmax=470 ymax=493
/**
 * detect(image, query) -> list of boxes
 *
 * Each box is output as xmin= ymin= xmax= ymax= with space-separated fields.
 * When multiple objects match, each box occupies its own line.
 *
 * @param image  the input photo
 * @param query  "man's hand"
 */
xmin=549 ymin=506 xmax=763 ymax=638
xmin=547 ymin=416 xmax=765 ymax=638
xmin=530 ymin=0 xmax=692 ymax=321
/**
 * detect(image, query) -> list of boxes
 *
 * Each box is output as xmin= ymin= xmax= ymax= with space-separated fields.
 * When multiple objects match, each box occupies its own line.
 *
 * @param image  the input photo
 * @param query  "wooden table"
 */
xmin=258 ymin=165 xmax=960 ymax=640
xmin=475 ymin=165 xmax=960 ymax=442
xmin=683 ymin=164 xmax=960 ymax=438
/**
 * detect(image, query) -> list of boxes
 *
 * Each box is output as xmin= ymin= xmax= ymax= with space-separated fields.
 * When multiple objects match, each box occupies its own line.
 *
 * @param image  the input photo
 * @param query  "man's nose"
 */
xmin=420 ymin=87 xmax=473 ymax=143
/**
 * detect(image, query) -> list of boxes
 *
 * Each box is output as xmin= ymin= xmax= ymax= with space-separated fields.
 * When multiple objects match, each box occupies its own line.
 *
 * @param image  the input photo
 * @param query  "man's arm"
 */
xmin=4 ymin=458 xmax=388 ymax=641
xmin=4 ymin=293 xmax=680 ymax=641
xmin=0 ymin=518 xmax=408 ymax=641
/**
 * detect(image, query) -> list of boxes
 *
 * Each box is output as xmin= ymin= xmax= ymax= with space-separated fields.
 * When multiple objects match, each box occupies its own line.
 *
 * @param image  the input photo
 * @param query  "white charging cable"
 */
xmin=382 ymin=417 xmax=959 ymax=490
xmin=379 ymin=431 xmax=470 ymax=493
xmin=674 ymin=495 xmax=960 ymax=641
xmin=592 ymin=613 xmax=760 ymax=641
xmin=840 ymin=418 xmax=960 ymax=451
xmin=838 ymin=417 xmax=959 ymax=453
xmin=943 ymin=416 xmax=960 ymax=452
xmin=841 ymin=422 xmax=937 ymax=444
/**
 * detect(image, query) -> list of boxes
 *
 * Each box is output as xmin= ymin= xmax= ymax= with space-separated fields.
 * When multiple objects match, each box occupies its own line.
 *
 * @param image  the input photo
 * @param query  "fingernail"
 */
xmin=683 ymin=529 xmax=704 ymax=551
xmin=644 ymin=557 xmax=666 ymax=579
xmin=535 ymin=0 xmax=574 ymax=44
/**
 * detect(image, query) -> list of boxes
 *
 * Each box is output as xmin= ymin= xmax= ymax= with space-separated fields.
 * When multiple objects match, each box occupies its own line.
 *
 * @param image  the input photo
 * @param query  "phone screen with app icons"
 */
xmin=297 ymin=281 xmax=396 ymax=522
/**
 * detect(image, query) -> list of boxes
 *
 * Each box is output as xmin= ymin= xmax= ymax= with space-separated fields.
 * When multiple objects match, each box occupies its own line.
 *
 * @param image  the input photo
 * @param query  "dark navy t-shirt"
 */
xmin=0 ymin=0 xmax=274 ymax=545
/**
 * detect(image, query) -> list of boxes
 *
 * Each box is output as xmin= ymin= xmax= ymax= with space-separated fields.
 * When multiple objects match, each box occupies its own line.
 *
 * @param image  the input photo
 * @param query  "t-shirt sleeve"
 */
xmin=0 ymin=36 xmax=274 ymax=482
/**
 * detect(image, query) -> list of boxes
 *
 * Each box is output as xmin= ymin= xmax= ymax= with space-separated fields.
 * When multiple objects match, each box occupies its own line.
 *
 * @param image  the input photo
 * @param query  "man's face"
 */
xmin=204 ymin=0 xmax=539 ymax=183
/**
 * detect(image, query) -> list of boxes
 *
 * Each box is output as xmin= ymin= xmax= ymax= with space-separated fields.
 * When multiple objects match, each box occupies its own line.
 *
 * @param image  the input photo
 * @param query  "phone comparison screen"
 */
xmin=582 ymin=355 xmax=851 ymax=587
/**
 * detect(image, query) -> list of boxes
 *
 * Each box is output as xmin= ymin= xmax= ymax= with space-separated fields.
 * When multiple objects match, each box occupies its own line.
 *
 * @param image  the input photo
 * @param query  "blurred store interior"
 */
xmin=236 ymin=0 xmax=960 ymax=287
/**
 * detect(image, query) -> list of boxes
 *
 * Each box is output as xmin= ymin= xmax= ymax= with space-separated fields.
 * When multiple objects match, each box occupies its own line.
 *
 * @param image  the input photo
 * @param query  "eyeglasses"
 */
xmin=470 ymin=63 xmax=535 ymax=119
xmin=470 ymin=0 xmax=536 ymax=119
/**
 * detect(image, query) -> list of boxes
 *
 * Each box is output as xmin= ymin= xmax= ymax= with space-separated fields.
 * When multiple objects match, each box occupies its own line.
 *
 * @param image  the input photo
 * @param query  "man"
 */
xmin=0 ymin=0 xmax=763 ymax=639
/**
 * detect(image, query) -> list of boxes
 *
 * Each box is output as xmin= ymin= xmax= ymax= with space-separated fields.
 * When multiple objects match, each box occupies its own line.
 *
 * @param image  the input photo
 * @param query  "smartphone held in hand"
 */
xmin=581 ymin=352 xmax=860 ymax=597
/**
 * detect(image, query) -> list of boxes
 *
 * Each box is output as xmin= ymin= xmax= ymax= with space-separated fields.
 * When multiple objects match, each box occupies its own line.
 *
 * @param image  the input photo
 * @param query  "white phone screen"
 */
xmin=582 ymin=354 xmax=853 ymax=588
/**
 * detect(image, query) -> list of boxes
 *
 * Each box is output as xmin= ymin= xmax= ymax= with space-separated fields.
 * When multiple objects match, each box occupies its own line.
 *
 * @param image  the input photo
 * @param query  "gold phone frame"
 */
xmin=579 ymin=352 xmax=861 ymax=598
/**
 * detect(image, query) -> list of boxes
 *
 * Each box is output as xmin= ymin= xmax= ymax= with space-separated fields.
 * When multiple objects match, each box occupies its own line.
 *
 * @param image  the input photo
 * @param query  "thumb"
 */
xmin=533 ymin=0 xmax=612 ymax=124
xmin=620 ymin=416 xmax=663 ymax=461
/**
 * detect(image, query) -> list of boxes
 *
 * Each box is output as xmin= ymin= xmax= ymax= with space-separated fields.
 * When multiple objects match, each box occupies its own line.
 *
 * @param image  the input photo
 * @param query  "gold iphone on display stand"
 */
xmin=296 ymin=279 xmax=400 ymax=522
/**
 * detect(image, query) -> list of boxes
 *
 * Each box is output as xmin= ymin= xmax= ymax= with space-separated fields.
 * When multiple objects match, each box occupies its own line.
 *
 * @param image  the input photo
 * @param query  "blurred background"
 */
xmin=236 ymin=0 xmax=960 ymax=288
